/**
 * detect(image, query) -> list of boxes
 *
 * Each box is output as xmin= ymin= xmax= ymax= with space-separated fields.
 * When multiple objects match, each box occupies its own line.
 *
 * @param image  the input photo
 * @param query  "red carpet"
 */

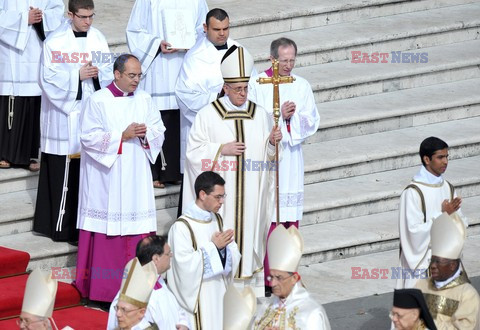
xmin=0 ymin=274 xmax=82 ymax=319
xmin=0 ymin=305 xmax=108 ymax=329
xmin=0 ymin=247 xmax=30 ymax=277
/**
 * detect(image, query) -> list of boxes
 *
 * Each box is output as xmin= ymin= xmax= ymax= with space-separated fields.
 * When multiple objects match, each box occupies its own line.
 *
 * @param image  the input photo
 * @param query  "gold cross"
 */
xmin=257 ymin=59 xmax=295 ymax=127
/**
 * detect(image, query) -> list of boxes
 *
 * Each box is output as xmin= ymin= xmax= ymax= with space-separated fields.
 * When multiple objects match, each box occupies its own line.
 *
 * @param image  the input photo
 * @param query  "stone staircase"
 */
xmin=1 ymin=0 xmax=480 ymax=303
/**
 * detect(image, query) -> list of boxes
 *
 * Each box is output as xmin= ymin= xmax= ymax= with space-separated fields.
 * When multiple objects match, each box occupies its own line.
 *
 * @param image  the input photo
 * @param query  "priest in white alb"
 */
xmin=126 ymin=0 xmax=208 ymax=188
xmin=182 ymin=45 xmax=281 ymax=296
xmin=33 ymin=0 xmax=113 ymax=243
xmin=248 ymin=37 xmax=320 ymax=293
xmin=75 ymin=54 xmax=165 ymax=303
xmin=397 ymin=137 xmax=468 ymax=289
xmin=167 ymin=171 xmax=241 ymax=330
xmin=0 ymin=0 xmax=64 ymax=171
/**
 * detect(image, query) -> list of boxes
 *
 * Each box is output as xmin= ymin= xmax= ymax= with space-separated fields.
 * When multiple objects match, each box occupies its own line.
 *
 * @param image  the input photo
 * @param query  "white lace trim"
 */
xmin=279 ymin=192 xmax=304 ymax=207
xmin=80 ymin=207 xmax=156 ymax=222
xmin=100 ymin=132 xmax=112 ymax=153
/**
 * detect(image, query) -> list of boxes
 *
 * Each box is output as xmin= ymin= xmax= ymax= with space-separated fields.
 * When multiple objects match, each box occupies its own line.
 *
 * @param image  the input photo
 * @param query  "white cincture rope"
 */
xmin=56 ymin=156 xmax=71 ymax=232
xmin=7 ymin=95 xmax=14 ymax=130
xmin=160 ymin=148 xmax=167 ymax=171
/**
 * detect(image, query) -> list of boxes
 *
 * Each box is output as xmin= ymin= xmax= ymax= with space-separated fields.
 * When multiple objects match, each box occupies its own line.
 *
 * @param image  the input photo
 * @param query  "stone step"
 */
xmin=313 ymin=78 xmax=480 ymax=142
xmin=294 ymin=39 xmax=480 ymax=103
xmin=301 ymin=195 xmax=480 ymax=266
xmin=2 ymin=117 xmax=479 ymax=236
xmin=221 ymin=0 xmax=479 ymax=39
xmin=101 ymin=0 xmax=479 ymax=51
xmin=301 ymin=233 xmax=480 ymax=304
xmin=0 ymin=168 xmax=38 ymax=195
xmin=303 ymin=155 xmax=480 ymax=226
xmin=304 ymin=116 xmax=480 ymax=184
xmin=242 ymin=3 xmax=480 ymax=68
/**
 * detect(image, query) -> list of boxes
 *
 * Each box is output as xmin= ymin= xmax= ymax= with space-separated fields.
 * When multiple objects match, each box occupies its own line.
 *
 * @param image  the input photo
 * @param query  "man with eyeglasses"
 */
xmin=108 ymin=235 xmax=190 ymax=329
xmin=33 ymin=0 xmax=113 ymax=243
xmin=111 ymin=257 xmax=158 ymax=330
xmin=390 ymin=289 xmax=436 ymax=330
xmin=126 ymin=0 xmax=208 ymax=191
xmin=248 ymin=37 xmax=320 ymax=295
xmin=74 ymin=54 xmax=165 ymax=304
xmin=18 ymin=269 xmax=58 ymax=330
xmin=254 ymin=225 xmax=330 ymax=329
xmin=182 ymin=45 xmax=281 ymax=298
xmin=0 ymin=0 xmax=63 ymax=172
xmin=397 ymin=137 xmax=468 ymax=289
xmin=415 ymin=212 xmax=479 ymax=329
xmin=167 ymin=171 xmax=241 ymax=329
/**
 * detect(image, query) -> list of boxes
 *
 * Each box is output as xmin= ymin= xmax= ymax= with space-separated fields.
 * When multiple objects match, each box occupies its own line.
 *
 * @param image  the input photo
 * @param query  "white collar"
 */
xmin=434 ymin=267 xmax=461 ymax=288
xmin=183 ymin=202 xmax=212 ymax=222
xmin=221 ymin=96 xmax=248 ymax=111
xmin=413 ymin=165 xmax=443 ymax=185
xmin=113 ymin=81 xmax=130 ymax=96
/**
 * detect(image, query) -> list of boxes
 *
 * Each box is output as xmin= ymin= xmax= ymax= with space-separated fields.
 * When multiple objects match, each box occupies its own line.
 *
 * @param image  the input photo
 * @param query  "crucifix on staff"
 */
xmin=257 ymin=59 xmax=295 ymax=224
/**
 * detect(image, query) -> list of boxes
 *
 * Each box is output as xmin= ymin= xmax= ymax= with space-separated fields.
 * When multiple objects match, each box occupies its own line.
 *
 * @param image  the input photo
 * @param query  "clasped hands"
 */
xmin=122 ymin=122 xmax=147 ymax=142
xmin=212 ymin=229 xmax=234 ymax=249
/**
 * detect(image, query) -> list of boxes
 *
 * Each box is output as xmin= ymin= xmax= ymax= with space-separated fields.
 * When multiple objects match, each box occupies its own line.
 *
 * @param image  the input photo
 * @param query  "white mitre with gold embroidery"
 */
xmin=223 ymin=284 xmax=256 ymax=330
xmin=21 ymin=269 xmax=58 ymax=318
xmin=119 ymin=257 xmax=157 ymax=308
xmin=221 ymin=45 xmax=254 ymax=83
xmin=268 ymin=225 xmax=304 ymax=272
xmin=431 ymin=212 xmax=466 ymax=259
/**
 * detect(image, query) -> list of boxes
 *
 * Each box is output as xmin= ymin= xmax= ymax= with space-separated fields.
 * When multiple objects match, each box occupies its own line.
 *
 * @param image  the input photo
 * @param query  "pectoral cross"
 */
xmin=257 ymin=59 xmax=295 ymax=224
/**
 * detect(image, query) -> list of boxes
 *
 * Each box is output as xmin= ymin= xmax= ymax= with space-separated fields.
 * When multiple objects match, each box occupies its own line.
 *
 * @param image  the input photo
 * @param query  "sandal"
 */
xmin=0 ymin=160 xmax=11 ymax=169
xmin=153 ymin=180 xmax=165 ymax=189
xmin=28 ymin=160 xmax=40 ymax=172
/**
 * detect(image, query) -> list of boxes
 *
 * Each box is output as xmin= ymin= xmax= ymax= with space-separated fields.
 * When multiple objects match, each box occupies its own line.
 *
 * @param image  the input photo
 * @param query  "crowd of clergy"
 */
xmin=2 ymin=0 xmax=480 ymax=329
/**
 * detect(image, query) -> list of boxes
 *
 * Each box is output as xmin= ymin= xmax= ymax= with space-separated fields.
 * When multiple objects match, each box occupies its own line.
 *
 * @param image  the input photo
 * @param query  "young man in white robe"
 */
xmin=126 ymin=0 xmax=208 ymax=189
xmin=397 ymin=137 xmax=468 ymax=289
xmin=254 ymin=225 xmax=331 ymax=330
xmin=249 ymin=37 xmax=320 ymax=294
xmin=75 ymin=54 xmax=165 ymax=303
xmin=415 ymin=213 xmax=480 ymax=329
xmin=107 ymin=235 xmax=190 ymax=330
xmin=33 ymin=0 xmax=113 ymax=242
xmin=167 ymin=171 xmax=241 ymax=330
xmin=111 ymin=258 xmax=159 ymax=330
xmin=0 ymin=0 xmax=64 ymax=171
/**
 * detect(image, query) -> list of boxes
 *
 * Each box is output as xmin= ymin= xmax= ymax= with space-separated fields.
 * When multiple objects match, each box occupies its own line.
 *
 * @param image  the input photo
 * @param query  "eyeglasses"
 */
xmin=211 ymin=193 xmax=227 ymax=201
xmin=125 ymin=73 xmax=143 ymax=80
xmin=163 ymin=250 xmax=173 ymax=257
xmin=266 ymin=273 xmax=294 ymax=283
xmin=389 ymin=310 xmax=415 ymax=321
xmin=429 ymin=257 xmax=454 ymax=266
xmin=226 ymin=84 xmax=248 ymax=94
xmin=114 ymin=305 xmax=142 ymax=315
xmin=73 ymin=13 xmax=95 ymax=20
xmin=16 ymin=318 xmax=45 ymax=327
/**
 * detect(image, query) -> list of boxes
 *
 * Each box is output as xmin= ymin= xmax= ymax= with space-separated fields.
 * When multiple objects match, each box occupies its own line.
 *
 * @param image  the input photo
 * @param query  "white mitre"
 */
xmin=268 ymin=225 xmax=304 ymax=272
xmin=223 ymin=284 xmax=256 ymax=330
xmin=119 ymin=257 xmax=157 ymax=308
xmin=21 ymin=269 xmax=58 ymax=318
xmin=221 ymin=45 xmax=254 ymax=83
xmin=431 ymin=212 xmax=466 ymax=259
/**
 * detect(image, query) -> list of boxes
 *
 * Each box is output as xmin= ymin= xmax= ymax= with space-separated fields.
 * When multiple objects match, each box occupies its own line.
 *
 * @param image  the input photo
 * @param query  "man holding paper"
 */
xmin=127 ymin=0 xmax=208 ymax=189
